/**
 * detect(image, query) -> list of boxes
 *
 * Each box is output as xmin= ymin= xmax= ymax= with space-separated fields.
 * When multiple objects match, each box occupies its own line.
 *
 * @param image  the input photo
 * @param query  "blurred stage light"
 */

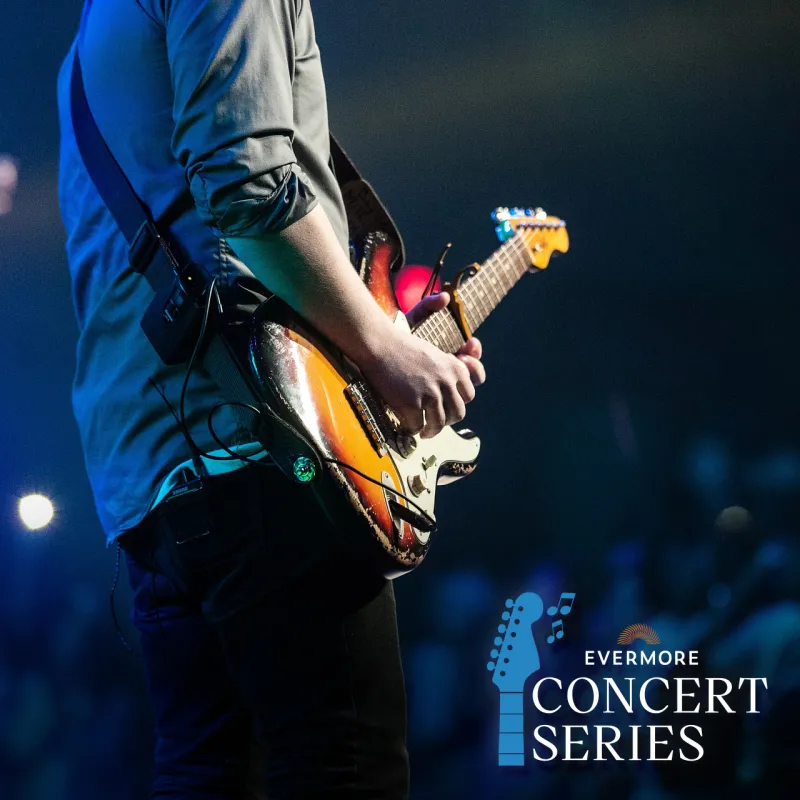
xmin=0 ymin=154 xmax=19 ymax=216
xmin=394 ymin=264 xmax=441 ymax=314
xmin=715 ymin=505 xmax=752 ymax=534
xmin=18 ymin=494 xmax=55 ymax=530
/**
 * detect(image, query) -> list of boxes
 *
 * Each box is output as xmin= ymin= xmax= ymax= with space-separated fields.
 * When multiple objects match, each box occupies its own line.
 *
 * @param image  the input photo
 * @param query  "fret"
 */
xmin=493 ymin=250 xmax=515 ymax=295
xmin=414 ymin=308 xmax=465 ymax=354
xmin=452 ymin=232 xmax=534 ymax=335
xmin=430 ymin=314 xmax=445 ymax=350
xmin=464 ymin=283 xmax=484 ymax=332
xmin=483 ymin=263 xmax=504 ymax=306
xmin=456 ymin=282 xmax=474 ymax=330
xmin=487 ymin=251 xmax=512 ymax=301
xmin=415 ymin=316 xmax=434 ymax=347
xmin=491 ymin=256 xmax=511 ymax=303
xmin=437 ymin=311 xmax=456 ymax=353
xmin=439 ymin=310 xmax=457 ymax=353
xmin=506 ymin=233 xmax=533 ymax=277
xmin=411 ymin=222 xmax=562 ymax=352
xmin=444 ymin=311 xmax=466 ymax=353
xmin=461 ymin=279 xmax=488 ymax=331
xmin=476 ymin=275 xmax=493 ymax=321
xmin=476 ymin=282 xmax=492 ymax=327
xmin=498 ymin=243 xmax=522 ymax=287
xmin=483 ymin=263 xmax=501 ymax=316
xmin=416 ymin=312 xmax=438 ymax=350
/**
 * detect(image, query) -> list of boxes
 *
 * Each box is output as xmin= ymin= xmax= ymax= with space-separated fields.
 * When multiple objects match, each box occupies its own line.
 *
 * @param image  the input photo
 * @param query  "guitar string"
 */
xmin=460 ymin=229 xmax=533 ymax=329
xmin=424 ymin=230 xmax=529 ymax=346
xmin=416 ymin=230 xmax=533 ymax=351
xmin=461 ymin=231 xmax=531 ymax=327
xmin=477 ymin=252 xmax=504 ymax=312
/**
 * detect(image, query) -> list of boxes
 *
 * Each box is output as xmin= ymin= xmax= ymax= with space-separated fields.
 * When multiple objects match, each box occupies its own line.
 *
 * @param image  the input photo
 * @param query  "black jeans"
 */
xmin=121 ymin=467 xmax=409 ymax=799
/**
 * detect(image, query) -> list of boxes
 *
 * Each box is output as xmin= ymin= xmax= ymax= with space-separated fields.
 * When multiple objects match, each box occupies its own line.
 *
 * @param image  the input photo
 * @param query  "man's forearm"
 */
xmin=227 ymin=204 xmax=397 ymax=367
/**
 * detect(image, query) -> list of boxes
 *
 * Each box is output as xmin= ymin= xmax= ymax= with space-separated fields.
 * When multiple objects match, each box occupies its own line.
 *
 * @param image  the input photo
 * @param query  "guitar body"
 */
xmin=247 ymin=234 xmax=481 ymax=577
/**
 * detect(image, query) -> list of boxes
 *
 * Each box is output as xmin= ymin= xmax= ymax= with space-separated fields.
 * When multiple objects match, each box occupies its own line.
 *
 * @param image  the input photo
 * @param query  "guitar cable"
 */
xmin=205 ymin=399 xmax=438 ymax=533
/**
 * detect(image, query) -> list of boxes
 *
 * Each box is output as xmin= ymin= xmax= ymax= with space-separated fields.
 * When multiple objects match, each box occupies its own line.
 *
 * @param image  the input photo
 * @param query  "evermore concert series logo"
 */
xmin=486 ymin=592 xmax=769 ymax=766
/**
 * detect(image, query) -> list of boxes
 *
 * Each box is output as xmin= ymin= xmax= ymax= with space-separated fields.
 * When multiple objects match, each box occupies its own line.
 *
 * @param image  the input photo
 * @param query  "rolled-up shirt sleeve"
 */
xmin=164 ymin=0 xmax=317 ymax=236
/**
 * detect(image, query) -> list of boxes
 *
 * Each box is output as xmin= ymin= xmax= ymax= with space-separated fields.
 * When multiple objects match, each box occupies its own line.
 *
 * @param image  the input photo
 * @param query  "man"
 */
xmin=57 ymin=0 xmax=485 ymax=797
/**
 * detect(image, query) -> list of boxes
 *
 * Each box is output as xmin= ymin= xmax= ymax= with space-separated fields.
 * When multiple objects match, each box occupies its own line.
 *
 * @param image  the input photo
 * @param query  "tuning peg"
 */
xmin=490 ymin=649 xmax=499 ymax=659
xmin=501 ymin=611 xmax=511 ymax=621
xmin=487 ymin=661 xmax=496 ymax=671
xmin=494 ymin=636 xmax=503 ymax=646
xmin=498 ymin=623 xmax=507 ymax=633
xmin=505 ymin=598 xmax=514 ymax=608
xmin=492 ymin=207 xmax=510 ymax=223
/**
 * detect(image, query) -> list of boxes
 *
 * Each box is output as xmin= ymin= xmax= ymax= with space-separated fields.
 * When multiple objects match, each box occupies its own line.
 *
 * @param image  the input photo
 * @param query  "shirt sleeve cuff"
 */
xmin=214 ymin=164 xmax=318 ymax=238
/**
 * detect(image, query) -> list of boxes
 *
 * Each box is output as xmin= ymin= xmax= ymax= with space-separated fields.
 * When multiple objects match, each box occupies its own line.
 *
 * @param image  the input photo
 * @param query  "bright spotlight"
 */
xmin=18 ymin=494 xmax=55 ymax=530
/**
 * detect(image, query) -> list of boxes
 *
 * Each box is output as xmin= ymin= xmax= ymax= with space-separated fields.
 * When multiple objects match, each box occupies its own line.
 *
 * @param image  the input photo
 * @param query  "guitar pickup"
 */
xmin=344 ymin=382 xmax=388 ymax=456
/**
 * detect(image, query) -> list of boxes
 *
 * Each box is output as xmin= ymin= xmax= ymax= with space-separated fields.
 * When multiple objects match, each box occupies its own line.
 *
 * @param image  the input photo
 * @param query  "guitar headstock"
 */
xmin=487 ymin=591 xmax=545 ymax=692
xmin=492 ymin=207 xmax=569 ymax=270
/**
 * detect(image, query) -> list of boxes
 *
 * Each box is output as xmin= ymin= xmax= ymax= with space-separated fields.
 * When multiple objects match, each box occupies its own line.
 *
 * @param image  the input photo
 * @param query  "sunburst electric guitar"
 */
xmin=245 ymin=207 xmax=569 ymax=576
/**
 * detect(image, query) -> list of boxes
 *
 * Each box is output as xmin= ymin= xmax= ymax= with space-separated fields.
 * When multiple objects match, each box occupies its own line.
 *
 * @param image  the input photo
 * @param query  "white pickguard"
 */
xmin=384 ymin=312 xmax=482 ymax=544
xmin=386 ymin=426 xmax=480 ymax=544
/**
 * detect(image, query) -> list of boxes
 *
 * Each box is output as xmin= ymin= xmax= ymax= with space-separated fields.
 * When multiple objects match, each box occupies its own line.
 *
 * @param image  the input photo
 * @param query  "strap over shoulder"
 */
xmin=330 ymin=135 xmax=406 ymax=272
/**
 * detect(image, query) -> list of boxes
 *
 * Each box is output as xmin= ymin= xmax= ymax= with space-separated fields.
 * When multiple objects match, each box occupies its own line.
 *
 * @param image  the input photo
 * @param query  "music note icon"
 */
xmin=547 ymin=592 xmax=576 ymax=617
xmin=547 ymin=619 xmax=564 ymax=644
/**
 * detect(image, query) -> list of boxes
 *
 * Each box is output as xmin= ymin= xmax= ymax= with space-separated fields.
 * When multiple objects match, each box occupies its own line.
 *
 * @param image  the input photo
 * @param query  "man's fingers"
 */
xmin=451 ymin=357 xmax=476 ymax=402
xmin=406 ymin=291 xmax=450 ymax=327
xmin=419 ymin=291 xmax=450 ymax=312
xmin=420 ymin=401 xmax=446 ymax=439
xmin=458 ymin=354 xmax=486 ymax=386
xmin=458 ymin=337 xmax=482 ymax=360
xmin=444 ymin=390 xmax=467 ymax=426
xmin=456 ymin=338 xmax=485 ymax=385
xmin=398 ymin=407 xmax=425 ymax=436
xmin=456 ymin=374 xmax=476 ymax=403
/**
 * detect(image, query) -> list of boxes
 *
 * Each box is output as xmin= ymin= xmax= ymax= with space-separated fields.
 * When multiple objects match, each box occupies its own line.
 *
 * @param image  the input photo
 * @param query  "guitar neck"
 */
xmin=412 ymin=232 xmax=540 ymax=353
xmin=497 ymin=691 xmax=526 ymax=766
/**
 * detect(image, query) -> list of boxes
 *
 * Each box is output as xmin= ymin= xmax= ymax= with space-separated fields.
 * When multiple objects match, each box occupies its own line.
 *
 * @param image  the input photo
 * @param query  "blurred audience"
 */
xmin=2 ymin=431 xmax=798 ymax=799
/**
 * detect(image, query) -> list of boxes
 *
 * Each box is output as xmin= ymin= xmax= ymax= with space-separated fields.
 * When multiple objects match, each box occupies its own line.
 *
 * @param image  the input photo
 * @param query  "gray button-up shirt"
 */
xmin=57 ymin=0 xmax=348 ymax=543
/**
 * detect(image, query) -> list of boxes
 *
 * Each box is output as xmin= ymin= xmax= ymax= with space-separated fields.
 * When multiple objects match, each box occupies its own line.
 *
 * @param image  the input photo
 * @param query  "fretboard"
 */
xmin=413 ymin=231 xmax=537 ymax=353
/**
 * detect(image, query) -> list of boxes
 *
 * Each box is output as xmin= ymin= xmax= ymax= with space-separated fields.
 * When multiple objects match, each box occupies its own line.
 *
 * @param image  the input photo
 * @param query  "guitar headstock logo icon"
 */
xmin=487 ymin=590 xmax=576 ymax=765
xmin=487 ymin=592 xmax=544 ymax=692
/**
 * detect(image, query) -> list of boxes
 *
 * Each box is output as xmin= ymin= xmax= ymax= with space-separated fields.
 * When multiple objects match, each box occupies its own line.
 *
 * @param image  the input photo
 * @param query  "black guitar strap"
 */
xmin=328 ymin=136 xmax=406 ymax=272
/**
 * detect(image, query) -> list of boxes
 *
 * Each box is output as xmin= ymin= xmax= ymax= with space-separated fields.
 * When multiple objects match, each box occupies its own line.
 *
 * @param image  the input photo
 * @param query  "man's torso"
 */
xmin=58 ymin=0 xmax=349 ymax=541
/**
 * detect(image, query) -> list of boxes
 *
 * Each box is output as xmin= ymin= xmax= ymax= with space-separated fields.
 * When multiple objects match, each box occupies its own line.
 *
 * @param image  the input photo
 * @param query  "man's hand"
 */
xmin=405 ymin=291 xmax=486 ymax=389
xmin=359 ymin=291 xmax=486 ymax=440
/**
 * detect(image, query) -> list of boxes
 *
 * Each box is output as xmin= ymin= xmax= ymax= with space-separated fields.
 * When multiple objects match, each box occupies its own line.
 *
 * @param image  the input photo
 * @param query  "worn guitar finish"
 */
xmin=247 ymin=208 xmax=569 ymax=577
